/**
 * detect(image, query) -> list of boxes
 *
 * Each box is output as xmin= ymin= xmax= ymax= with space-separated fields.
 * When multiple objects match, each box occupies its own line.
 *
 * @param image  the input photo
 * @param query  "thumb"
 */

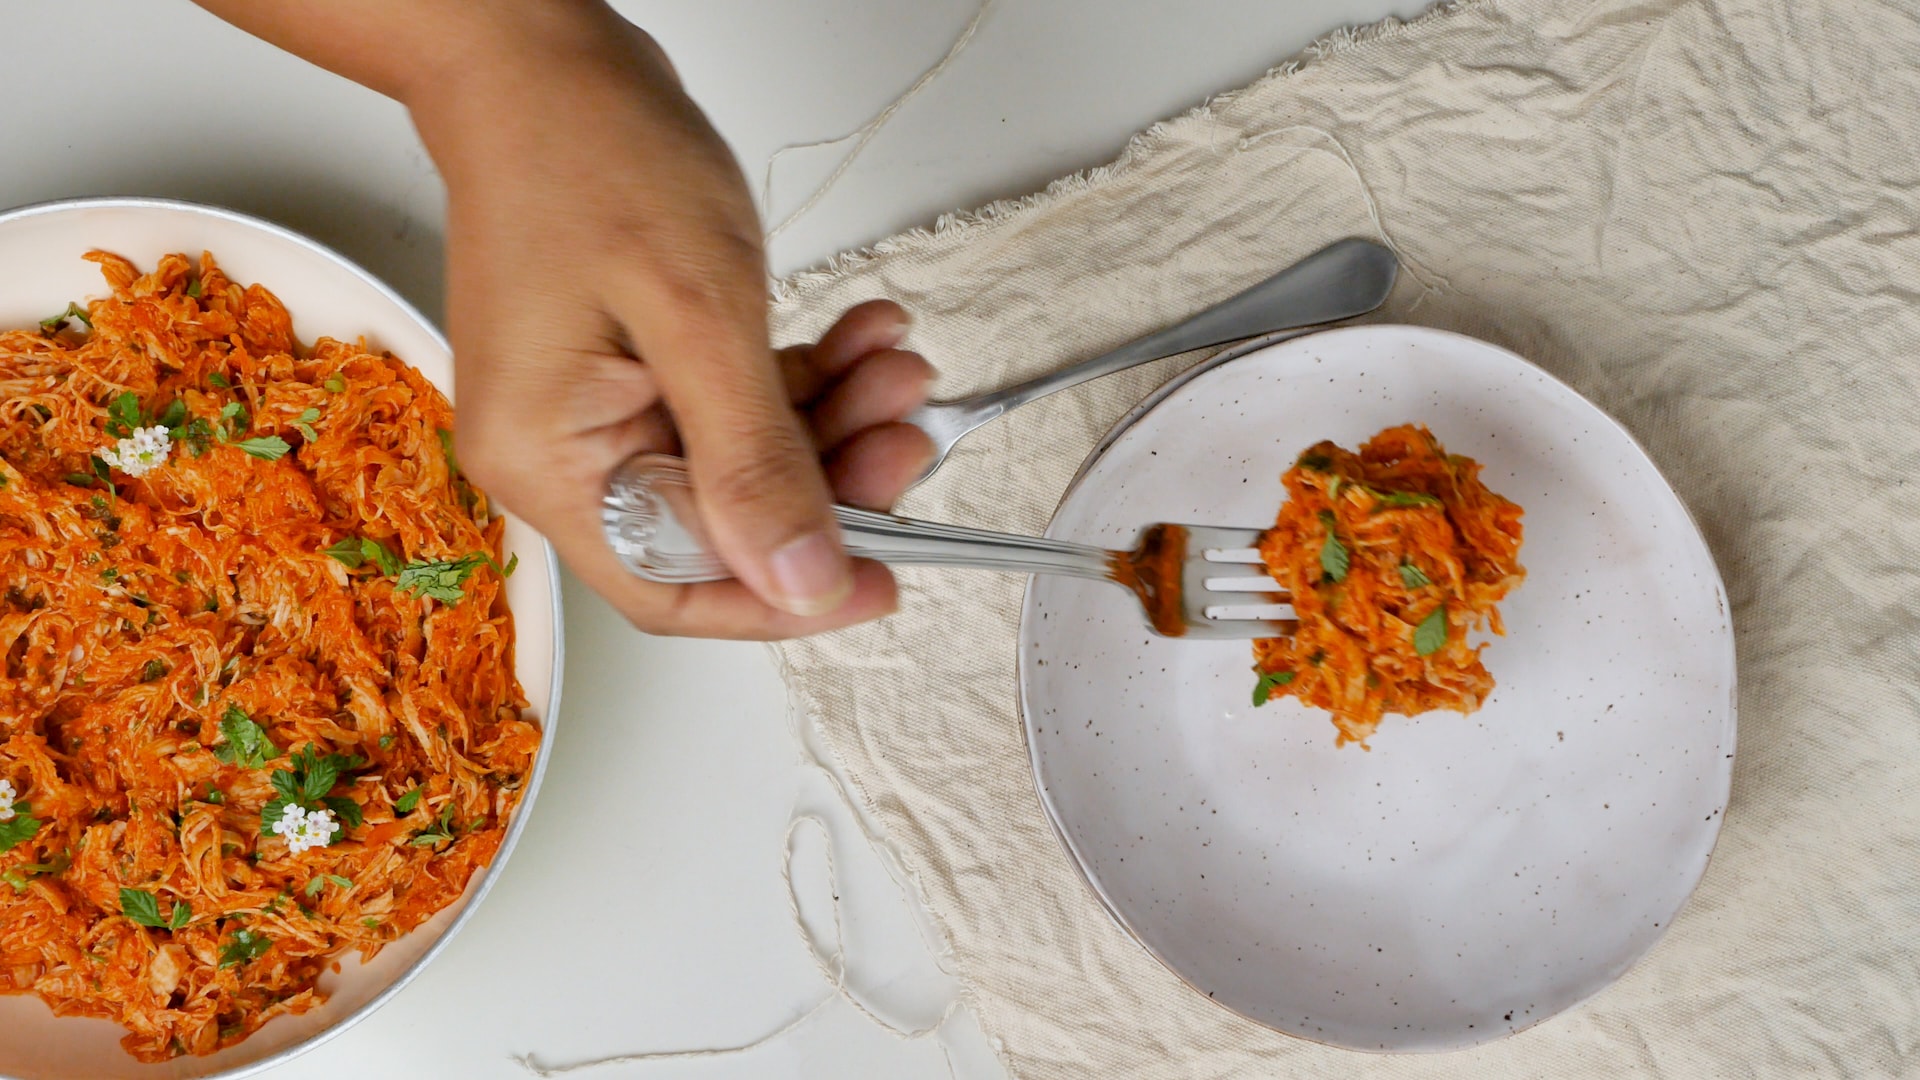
xmin=612 ymin=263 xmax=852 ymax=619
xmin=683 ymin=386 xmax=853 ymax=618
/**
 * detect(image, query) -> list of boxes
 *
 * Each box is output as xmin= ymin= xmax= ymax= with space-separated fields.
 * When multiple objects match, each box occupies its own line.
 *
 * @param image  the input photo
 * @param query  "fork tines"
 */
xmin=1177 ymin=526 xmax=1297 ymax=638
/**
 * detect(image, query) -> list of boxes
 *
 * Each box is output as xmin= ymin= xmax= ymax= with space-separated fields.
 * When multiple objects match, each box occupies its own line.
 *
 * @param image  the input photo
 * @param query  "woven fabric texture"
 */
xmin=770 ymin=1 xmax=1920 ymax=1074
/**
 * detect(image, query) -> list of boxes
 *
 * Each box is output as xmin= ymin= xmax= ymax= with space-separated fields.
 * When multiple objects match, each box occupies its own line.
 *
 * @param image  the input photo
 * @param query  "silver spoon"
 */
xmin=906 ymin=237 xmax=1398 ymax=481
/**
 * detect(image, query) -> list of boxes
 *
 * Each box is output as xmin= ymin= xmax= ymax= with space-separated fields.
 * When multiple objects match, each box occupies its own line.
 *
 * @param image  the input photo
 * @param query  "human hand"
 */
xmin=188 ymin=1 xmax=933 ymax=637
xmin=472 ymin=291 xmax=935 ymax=639
xmin=399 ymin=9 xmax=935 ymax=638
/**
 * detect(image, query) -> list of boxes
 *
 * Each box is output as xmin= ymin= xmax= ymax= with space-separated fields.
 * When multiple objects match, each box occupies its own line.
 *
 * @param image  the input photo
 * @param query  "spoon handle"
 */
xmin=907 ymin=238 xmax=1399 ymax=473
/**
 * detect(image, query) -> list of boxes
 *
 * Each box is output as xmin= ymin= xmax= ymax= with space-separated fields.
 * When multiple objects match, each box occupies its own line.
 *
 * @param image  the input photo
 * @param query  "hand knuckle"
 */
xmin=699 ymin=442 xmax=818 ymax=517
xmin=453 ymin=429 xmax=514 ymax=493
xmin=607 ymin=219 xmax=763 ymax=316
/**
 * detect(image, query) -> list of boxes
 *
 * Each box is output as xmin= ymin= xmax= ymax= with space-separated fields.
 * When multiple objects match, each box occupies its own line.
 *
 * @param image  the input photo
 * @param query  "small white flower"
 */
xmin=98 ymin=424 xmax=172 ymax=478
xmin=0 ymin=779 xmax=16 ymax=822
xmin=270 ymin=803 xmax=339 ymax=856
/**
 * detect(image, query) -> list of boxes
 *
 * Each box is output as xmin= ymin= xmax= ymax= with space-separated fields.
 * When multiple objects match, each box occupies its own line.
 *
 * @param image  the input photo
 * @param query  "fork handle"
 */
xmin=831 ymin=505 xmax=1116 ymax=579
xmin=603 ymin=454 xmax=1115 ymax=584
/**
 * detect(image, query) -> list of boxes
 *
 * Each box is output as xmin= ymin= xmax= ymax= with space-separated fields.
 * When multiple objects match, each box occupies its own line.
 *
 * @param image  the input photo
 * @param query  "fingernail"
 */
xmin=880 ymin=312 xmax=912 ymax=347
xmin=770 ymin=531 xmax=853 ymax=616
xmin=912 ymin=439 xmax=940 ymax=476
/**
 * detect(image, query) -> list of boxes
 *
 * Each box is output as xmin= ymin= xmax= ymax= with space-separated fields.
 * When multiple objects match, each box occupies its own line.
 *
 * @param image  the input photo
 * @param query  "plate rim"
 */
xmin=0 ymin=195 xmax=567 ymax=1080
xmin=1014 ymin=322 xmax=1739 ymax=1051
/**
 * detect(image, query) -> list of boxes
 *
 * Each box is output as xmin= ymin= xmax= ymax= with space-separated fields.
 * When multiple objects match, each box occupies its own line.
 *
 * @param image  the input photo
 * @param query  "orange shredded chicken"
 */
xmin=1252 ymin=424 xmax=1524 ymax=747
xmin=0 ymin=252 xmax=537 ymax=1061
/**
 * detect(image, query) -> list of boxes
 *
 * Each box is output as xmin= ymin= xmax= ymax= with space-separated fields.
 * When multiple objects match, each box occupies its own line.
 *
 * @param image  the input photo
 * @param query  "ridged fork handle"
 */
xmin=602 ymin=454 xmax=1115 ymax=584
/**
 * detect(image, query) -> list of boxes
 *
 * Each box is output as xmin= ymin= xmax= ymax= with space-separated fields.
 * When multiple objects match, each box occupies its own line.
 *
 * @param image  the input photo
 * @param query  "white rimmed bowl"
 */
xmin=0 ymin=197 xmax=563 ymax=1080
xmin=1019 ymin=325 xmax=1735 ymax=1051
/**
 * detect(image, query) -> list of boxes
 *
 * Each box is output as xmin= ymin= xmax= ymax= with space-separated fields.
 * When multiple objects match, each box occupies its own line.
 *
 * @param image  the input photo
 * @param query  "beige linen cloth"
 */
xmin=768 ymin=0 xmax=1920 ymax=1075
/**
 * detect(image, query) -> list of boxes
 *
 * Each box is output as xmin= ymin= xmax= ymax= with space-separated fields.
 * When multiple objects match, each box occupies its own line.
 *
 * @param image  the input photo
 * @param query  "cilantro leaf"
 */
xmin=141 ymin=659 xmax=168 ymax=683
xmin=437 ymin=428 xmax=460 ymax=476
xmin=1317 ymin=511 xmax=1349 ymax=584
xmin=323 ymin=537 xmax=366 ymax=569
xmin=0 ymin=811 xmax=42 ymax=854
xmin=169 ymin=900 xmax=193 ymax=930
xmin=186 ymin=278 xmax=203 ymax=299
xmin=155 ymin=398 xmax=188 ymax=430
xmin=1252 ymin=670 xmax=1296 ymax=707
xmin=360 ymin=538 xmax=401 ymax=577
xmin=271 ymin=743 xmax=365 ymax=807
xmin=207 ymin=372 xmax=230 ymax=389
xmin=89 ymin=455 xmax=115 ymax=495
xmin=218 ymin=928 xmax=272 ymax=969
xmin=322 ymin=374 xmax=346 ymax=393
xmin=395 ymin=554 xmax=485 ymax=604
xmin=305 ymin=874 xmax=352 ymax=898
xmin=269 ymin=772 xmax=302 ymax=803
xmin=171 ymin=417 xmax=215 ymax=457
xmin=259 ymin=795 xmax=298 ymax=836
xmin=409 ymin=804 xmax=457 ymax=848
xmin=1414 ymin=605 xmax=1449 ymax=656
xmin=377 ymin=734 xmax=396 ymax=751
xmin=39 ymin=301 xmax=91 ymax=332
xmin=212 ymin=706 xmax=281 ymax=770
xmin=2 ymin=851 xmax=69 ymax=892
xmin=233 ymin=436 xmax=290 ymax=462
xmin=322 ymin=795 xmax=364 ymax=830
xmin=106 ymin=392 xmax=144 ymax=439
xmin=295 ymin=747 xmax=338 ymax=802
xmin=393 ymin=788 xmax=422 ymax=814
xmin=119 ymin=888 xmax=166 ymax=928
xmin=1375 ymin=489 xmax=1442 ymax=509
xmin=1398 ymin=562 xmax=1433 ymax=589
xmin=503 ymin=553 xmax=518 ymax=577
xmin=295 ymin=406 xmax=320 ymax=424
xmin=1297 ymin=453 xmax=1333 ymax=471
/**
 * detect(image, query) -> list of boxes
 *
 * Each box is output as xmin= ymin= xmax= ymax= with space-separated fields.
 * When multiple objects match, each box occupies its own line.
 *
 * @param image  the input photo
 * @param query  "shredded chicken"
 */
xmin=1253 ymin=425 xmax=1525 ymax=746
xmin=0 ymin=252 xmax=538 ymax=1060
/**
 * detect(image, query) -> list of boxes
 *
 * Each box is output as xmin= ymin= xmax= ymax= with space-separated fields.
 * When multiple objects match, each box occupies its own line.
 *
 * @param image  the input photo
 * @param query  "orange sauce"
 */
xmin=1108 ymin=523 xmax=1188 ymax=637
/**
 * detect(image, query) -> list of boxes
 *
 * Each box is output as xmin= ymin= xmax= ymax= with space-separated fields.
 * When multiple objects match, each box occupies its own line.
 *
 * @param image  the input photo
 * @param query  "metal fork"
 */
xmin=601 ymin=454 xmax=1295 ymax=639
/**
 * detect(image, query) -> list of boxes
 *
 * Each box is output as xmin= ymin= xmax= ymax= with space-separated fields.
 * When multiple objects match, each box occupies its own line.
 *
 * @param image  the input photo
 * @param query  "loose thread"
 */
xmin=768 ymin=643 xmax=964 ymax=974
xmin=513 ymin=997 xmax=836 ymax=1077
xmin=1236 ymin=123 xmax=1451 ymax=303
xmin=762 ymin=0 xmax=996 ymax=241
xmin=512 ymin=815 xmax=960 ymax=1077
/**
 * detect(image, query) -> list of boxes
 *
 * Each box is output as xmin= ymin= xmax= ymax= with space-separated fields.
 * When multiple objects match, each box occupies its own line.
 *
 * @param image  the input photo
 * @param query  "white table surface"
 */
xmin=3 ymin=2 xmax=1424 ymax=1076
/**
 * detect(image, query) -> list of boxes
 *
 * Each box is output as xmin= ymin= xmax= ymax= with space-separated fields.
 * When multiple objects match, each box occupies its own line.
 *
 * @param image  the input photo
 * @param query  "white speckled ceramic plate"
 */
xmin=0 ymin=198 xmax=562 ymax=1080
xmin=1018 ymin=325 xmax=1735 ymax=1051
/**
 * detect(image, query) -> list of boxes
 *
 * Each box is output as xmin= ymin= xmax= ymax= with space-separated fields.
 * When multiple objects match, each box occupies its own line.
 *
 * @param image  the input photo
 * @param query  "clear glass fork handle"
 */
xmin=603 ymin=454 xmax=1117 ymax=584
